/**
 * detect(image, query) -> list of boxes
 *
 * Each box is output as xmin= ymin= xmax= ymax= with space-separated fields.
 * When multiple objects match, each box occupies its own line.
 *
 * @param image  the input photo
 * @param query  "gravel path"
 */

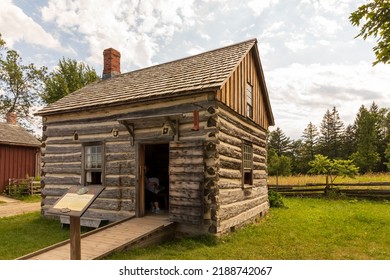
xmin=0 ymin=196 xmax=41 ymax=218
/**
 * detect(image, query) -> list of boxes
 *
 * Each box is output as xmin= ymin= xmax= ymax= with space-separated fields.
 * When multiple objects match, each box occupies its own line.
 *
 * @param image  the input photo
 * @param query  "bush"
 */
xmin=268 ymin=190 xmax=286 ymax=208
xmin=4 ymin=179 xmax=30 ymax=198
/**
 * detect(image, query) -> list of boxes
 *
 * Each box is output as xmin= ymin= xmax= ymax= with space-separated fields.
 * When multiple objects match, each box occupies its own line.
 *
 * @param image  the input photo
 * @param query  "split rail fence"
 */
xmin=268 ymin=182 xmax=390 ymax=200
xmin=6 ymin=178 xmax=41 ymax=196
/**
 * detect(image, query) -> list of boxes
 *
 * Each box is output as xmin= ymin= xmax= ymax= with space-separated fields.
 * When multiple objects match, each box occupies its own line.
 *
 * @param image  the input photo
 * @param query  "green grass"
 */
xmin=18 ymin=194 xmax=42 ymax=203
xmin=0 ymin=212 xmax=69 ymax=259
xmin=106 ymin=198 xmax=390 ymax=260
xmin=1 ymin=198 xmax=389 ymax=260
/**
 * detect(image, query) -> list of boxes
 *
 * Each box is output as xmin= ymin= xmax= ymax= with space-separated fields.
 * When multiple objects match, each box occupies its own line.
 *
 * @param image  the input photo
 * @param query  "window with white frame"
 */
xmin=84 ymin=144 xmax=103 ymax=185
xmin=242 ymin=142 xmax=253 ymax=186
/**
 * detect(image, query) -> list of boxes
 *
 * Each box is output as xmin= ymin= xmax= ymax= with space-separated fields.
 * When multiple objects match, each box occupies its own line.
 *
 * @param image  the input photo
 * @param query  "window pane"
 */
xmin=85 ymin=145 xmax=102 ymax=169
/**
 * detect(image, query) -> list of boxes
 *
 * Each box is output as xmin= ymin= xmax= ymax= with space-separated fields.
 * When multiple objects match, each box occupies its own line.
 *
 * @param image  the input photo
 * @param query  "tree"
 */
xmin=350 ymin=0 xmax=390 ymax=65
xmin=0 ymin=36 xmax=46 ymax=124
xmin=318 ymin=107 xmax=344 ymax=159
xmin=351 ymin=105 xmax=380 ymax=173
xmin=289 ymin=139 xmax=308 ymax=174
xmin=268 ymin=148 xmax=291 ymax=185
xmin=385 ymin=142 xmax=390 ymax=170
xmin=268 ymin=127 xmax=291 ymax=156
xmin=41 ymin=58 xmax=99 ymax=104
xmin=302 ymin=122 xmax=319 ymax=160
xmin=308 ymin=154 xmax=359 ymax=192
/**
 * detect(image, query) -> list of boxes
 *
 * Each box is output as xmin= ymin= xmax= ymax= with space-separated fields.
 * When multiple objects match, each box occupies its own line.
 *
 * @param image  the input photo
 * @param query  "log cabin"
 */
xmin=36 ymin=38 xmax=275 ymax=235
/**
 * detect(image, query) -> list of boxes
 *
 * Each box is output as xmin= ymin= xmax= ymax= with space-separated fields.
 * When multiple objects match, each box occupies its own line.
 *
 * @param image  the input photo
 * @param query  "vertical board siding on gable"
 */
xmin=215 ymin=105 xmax=269 ymax=234
xmin=218 ymin=50 xmax=269 ymax=129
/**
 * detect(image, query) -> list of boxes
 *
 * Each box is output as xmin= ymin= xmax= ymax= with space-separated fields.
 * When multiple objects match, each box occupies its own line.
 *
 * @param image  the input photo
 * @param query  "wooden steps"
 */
xmin=18 ymin=215 xmax=175 ymax=260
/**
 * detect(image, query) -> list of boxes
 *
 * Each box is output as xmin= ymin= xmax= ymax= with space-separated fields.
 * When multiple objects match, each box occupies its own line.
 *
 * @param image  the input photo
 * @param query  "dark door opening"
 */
xmin=144 ymin=143 xmax=169 ymax=213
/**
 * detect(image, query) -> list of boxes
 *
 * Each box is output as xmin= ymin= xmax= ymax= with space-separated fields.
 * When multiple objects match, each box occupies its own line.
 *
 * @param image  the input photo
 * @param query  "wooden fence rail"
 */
xmin=6 ymin=178 xmax=41 ymax=196
xmin=268 ymin=182 xmax=390 ymax=200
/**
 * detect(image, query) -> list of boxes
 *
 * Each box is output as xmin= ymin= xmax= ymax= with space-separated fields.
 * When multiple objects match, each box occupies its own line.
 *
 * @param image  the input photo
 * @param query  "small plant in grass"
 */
xmin=268 ymin=190 xmax=286 ymax=208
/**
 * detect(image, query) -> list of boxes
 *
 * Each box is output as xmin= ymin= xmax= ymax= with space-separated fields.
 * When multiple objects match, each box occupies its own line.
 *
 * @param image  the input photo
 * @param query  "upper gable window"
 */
xmin=246 ymin=83 xmax=253 ymax=119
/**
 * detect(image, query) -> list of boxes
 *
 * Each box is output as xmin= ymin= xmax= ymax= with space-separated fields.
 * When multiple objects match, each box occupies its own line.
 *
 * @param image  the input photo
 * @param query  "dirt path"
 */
xmin=0 ymin=196 xmax=40 ymax=218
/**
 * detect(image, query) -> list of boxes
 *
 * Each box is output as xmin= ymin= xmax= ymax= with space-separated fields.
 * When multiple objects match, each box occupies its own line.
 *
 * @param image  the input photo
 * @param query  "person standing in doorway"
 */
xmin=144 ymin=166 xmax=161 ymax=213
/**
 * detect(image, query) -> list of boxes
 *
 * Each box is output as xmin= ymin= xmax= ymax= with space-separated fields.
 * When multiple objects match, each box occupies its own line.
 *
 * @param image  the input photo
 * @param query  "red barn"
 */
xmin=0 ymin=112 xmax=41 ymax=193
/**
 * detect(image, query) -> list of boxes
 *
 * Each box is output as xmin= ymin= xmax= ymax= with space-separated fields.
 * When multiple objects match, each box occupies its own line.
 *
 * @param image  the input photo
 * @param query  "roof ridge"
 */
xmin=119 ymin=38 xmax=258 ymax=76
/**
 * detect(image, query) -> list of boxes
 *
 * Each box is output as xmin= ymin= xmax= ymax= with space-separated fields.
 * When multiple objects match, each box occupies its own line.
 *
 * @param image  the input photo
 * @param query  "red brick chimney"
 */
xmin=6 ymin=112 xmax=17 ymax=125
xmin=102 ymin=48 xmax=121 ymax=79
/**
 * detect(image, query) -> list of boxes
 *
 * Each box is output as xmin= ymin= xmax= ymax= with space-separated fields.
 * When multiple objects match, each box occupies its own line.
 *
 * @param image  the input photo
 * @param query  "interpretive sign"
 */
xmin=48 ymin=185 xmax=104 ymax=217
xmin=48 ymin=185 xmax=104 ymax=260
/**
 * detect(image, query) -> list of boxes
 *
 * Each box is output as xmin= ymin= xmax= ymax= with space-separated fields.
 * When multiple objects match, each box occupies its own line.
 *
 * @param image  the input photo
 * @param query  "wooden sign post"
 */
xmin=48 ymin=185 xmax=104 ymax=260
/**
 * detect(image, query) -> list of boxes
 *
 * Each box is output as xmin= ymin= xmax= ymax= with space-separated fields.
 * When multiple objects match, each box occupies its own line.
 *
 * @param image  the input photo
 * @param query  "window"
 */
xmin=246 ymin=83 xmax=253 ymax=119
xmin=242 ymin=142 xmax=253 ymax=186
xmin=84 ymin=144 xmax=103 ymax=185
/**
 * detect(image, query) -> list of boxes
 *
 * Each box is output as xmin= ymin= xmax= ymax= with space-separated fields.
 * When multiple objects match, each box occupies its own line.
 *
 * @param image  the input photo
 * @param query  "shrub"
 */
xmin=268 ymin=190 xmax=286 ymax=208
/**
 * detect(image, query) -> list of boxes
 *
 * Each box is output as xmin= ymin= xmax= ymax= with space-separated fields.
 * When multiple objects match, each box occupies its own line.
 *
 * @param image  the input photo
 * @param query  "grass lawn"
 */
xmin=1 ymin=198 xmax=389 ymax=260
xmin=107 ymin=198 xmax=390 ymax=260
xmin=0 ymin=212 xmax=69 ymax=260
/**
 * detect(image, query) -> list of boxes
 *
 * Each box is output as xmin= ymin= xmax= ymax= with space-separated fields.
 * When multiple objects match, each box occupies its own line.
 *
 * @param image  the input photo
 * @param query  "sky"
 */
xmin=0 ymin=0 xmax=389 ymax=139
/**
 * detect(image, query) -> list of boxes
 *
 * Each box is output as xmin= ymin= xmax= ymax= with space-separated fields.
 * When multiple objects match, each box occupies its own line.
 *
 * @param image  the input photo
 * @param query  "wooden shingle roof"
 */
xmin=0 ymin=123 xmax=41 ymax=147
xmin=37 ymin=39 xmax=266 ymax=116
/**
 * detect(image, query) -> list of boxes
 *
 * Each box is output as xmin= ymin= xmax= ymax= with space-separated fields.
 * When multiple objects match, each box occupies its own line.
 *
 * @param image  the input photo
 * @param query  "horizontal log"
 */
xmin=218 ymin=195 xmax=268 ymax=221
xmin=169 ymin=156 xmax=204 ymax=166
xmin=218 ymin=144 xmax=241 ymax=159
xmin=170 ymin=197 xmax=203 ymax=207
xmin=169 ymin=181 xmax=202 ymax=190
xmin=170 ymin=189 xmax=202 ymax=199
xmin=43 ymin=154 xmax=81 ymax=163
xmin=43 ymin=176 xmax=80 ymax=185
xmin=169 ymin=166 xmax=204 ymax=173
xmin=217 ymin=203 xmax=269 ymax=234
xmin=105 ymin=176 xmax=134 ymax=186
xmin=42 ymin=164 xmax=81 ymax=175
xmin=43 ymin=145 xmax=81 ymax=154
xmin=219 ymin=187 xmax=267 ymax=205
xmin=218 ymin=168 xmax=241 ymax=180
xmin=217 ymin=105 xmax=267 ymax=140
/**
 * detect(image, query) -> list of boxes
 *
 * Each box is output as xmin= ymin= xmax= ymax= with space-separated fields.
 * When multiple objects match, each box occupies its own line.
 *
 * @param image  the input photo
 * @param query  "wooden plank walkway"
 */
xmin=18 ymin=215 xmax=175 ymax=260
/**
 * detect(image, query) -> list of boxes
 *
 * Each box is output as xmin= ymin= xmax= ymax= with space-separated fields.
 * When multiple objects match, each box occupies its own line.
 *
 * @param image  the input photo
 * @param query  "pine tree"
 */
xmin=351 ymin=105 xmax=380 ymax=173
xmin=268 ymin=127 xmax=291 ymax=156
xmin=318 ymin=107 xmax=344 ymax=159
xmin=302 ymin=122 xmax=318 ymax=160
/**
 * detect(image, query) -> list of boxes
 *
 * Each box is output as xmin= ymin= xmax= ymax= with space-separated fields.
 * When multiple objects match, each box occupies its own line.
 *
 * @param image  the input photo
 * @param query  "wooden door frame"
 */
xmin=135 ymin=143 xmax=146 ymax=217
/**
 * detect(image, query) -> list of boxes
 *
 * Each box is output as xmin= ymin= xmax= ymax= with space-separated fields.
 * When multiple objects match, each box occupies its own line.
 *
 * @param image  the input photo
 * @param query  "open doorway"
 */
xmin=144 ymin=143 xmax=169 ymax=214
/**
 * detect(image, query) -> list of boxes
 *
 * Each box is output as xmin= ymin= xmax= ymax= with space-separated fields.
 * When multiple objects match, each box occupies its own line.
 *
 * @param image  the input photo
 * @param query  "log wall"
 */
xmin=210 ymin=102 xmax=269 ymax=234
xmin=41 ymin=91 xmax=270 ymax=235
xmin=41 ymin=93 xmax=214 ymax=222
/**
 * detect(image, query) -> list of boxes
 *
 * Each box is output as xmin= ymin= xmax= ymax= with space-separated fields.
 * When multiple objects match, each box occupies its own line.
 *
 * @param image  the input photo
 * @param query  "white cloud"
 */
xmin=187 ymin=46 xmax=205 ymax=56
xmin=0 ymin=0 xmax=62 ymax=50
xmin=308 ymin=16 xmax=341 ymax=37
xmin=248 ymin=0 xmax=279 ymax=16
xmin=266 ymin=61 xmax=390 ymax=138
xmin=285 ymin=33 xmax=309 ymax=52
xmin=260 ymin=21 xmax=286 ymax=39
xmin=41 ymin=0 xmax=197 ymax=70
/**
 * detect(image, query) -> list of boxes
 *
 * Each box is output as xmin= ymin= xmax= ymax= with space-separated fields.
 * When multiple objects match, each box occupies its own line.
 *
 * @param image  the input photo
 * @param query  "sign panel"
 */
xmin=48 ymin=185 xmax=104 ymax=217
